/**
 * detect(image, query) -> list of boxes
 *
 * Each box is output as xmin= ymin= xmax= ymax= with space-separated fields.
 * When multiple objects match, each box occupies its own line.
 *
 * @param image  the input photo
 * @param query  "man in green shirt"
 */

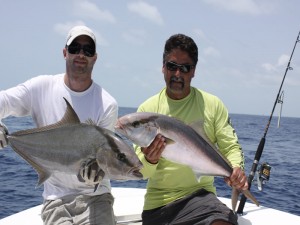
xmin=135 ymin=34 xmax=248 ymax=225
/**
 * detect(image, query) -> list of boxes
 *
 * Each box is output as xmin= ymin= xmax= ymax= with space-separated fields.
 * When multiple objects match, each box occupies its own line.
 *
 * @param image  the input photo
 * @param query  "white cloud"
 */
xmin=259 ymin=53 xmax=300 ymax=88
xmin=202 ymin=0 xmax=275 ymax=15
xmin=54 ymin=21 xmax=109 ymax=47
xmin=203 ymin=47 xmax=221 ymax=57
xmin=54 ymin=21 xmax=86 ymax=37
xmin=73 ymin=0 xmax=116 ymax=23
xmin=262 ymin=54 xmax=290 ymax=72
xmin=194 ymin=29 xmax=207 ymax=40
xmin=93 ymin=32 xmax=110 ymax=47
xmin=277 ymin=54 xmax=289 ymax=67
xmin=262 ymin=63 xmax=277 ymax=72
xmin=127 ymin=1 xmax=164 ymax=25
xmin=122 ymin=29 xmax=146 ymax=45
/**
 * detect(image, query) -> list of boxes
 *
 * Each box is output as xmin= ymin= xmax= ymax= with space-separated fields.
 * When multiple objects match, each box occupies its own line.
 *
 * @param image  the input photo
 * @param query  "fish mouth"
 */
xmin=128 ymin=167 xmax=143 ymax=179
xmin=115 ymin=120 xmax=126 ymax=135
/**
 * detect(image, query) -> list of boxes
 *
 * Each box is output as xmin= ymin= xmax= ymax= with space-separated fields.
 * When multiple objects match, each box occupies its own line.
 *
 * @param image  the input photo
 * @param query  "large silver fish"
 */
xmin=7 ymin=98 xmax=143 ymax=187
xmin=115 ymin=112 xmax=259 ymax=211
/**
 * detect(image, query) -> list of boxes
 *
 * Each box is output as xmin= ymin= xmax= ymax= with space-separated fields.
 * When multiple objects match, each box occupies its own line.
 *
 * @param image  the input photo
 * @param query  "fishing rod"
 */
xmin=237 ymin=30 xmax=300 ymax=214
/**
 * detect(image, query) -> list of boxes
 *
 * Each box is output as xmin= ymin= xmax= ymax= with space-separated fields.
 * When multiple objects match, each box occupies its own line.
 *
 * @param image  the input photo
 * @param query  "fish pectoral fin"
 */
xmin=165 ymin=137 xmax=175 ymax=145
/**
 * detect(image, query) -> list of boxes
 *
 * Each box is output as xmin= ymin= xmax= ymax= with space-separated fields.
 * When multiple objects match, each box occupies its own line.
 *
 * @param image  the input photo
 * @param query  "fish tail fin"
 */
xmin=231 ymin=188 xmax=260 ymax=212
xmin=241 ymin=189 xmax=260 ymax=207
xmin=231 ymin=188 xmax=239 ymax=213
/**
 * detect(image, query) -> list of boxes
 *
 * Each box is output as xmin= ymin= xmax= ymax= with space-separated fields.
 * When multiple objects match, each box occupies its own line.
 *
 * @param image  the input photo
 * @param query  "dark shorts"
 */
xmin=142 ymin=189 xmax=238 ymax=225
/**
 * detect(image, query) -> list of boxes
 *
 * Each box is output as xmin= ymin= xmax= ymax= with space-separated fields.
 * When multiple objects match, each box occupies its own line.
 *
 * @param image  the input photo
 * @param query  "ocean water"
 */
xmin=0 ymin=107 xmax=299 ymax=219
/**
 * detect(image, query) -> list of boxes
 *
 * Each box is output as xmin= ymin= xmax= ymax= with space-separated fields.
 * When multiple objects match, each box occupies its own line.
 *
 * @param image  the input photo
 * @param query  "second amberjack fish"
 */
xmin=115 ymin=112 xmax=259 ymax=212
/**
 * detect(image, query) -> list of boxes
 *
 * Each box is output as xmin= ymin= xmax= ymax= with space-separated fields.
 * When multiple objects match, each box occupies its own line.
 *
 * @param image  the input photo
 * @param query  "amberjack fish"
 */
xmin=115 ymin=112 xmax=259 ymax=212
xmin=7 ymin=98 xmax=143 ymax=187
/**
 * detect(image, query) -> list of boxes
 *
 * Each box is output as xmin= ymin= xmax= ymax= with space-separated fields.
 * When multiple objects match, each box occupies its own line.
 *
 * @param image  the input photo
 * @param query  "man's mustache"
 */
xmin=170 ymin=76 xmax=184 ymax=83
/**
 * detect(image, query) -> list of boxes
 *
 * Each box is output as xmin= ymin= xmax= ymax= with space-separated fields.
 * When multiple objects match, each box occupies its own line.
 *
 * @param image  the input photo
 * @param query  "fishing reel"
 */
xmin=256 ymin=162 xmax=272 ymax=191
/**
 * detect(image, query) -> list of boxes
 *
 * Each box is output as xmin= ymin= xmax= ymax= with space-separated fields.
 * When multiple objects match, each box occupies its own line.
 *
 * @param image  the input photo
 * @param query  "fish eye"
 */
xmin=132 ymin=121 xmax=140 ymax=128
xmin=117 ymin=153 xmax=126 ymax=161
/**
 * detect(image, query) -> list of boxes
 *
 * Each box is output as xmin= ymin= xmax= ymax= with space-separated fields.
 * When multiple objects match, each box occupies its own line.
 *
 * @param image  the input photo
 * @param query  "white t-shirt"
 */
xmin=0 ymin=74 xmax=118 ymax=200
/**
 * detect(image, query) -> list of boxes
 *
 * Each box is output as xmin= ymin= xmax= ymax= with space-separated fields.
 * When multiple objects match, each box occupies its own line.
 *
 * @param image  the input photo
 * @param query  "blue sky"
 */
xmin=1 ymin=0 xmax=299 ymax=117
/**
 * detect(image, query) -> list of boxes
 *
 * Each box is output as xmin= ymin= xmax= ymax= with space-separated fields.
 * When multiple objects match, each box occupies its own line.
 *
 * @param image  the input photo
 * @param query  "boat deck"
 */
xmin=0 ymin=187 xmax=299 ymax=225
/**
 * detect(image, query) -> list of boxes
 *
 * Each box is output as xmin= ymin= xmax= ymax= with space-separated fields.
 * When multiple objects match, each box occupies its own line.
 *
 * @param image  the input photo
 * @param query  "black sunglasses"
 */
xmin=165 ymin=61 xmax=195 ymax=73
xmin=67 ymin=43 xmax=95 ymax=57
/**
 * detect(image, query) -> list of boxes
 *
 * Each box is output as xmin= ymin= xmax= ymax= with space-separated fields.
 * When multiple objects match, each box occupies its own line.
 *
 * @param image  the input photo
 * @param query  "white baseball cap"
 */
xmin=66 ymin=25 xmax=96 ymax=46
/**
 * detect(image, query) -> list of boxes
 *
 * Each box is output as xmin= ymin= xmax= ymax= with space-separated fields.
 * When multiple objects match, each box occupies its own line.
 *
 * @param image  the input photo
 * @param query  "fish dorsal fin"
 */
xmin=189 ymin=120 xmax=213 ymax=146
xmin=12 ymin=98 xmax=80 ymax=136
xmin=189 ymin=120 xmax=232 ymax=166
xmin=85 ymin=118 xmax=97 ymax=125
xmin=57 ymin=97 xmax=81 ymax=125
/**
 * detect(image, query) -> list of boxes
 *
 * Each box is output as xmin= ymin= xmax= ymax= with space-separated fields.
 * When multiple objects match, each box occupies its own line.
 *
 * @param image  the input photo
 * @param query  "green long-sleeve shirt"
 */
xmin=135 ymin=87 xmax=244 ymax=210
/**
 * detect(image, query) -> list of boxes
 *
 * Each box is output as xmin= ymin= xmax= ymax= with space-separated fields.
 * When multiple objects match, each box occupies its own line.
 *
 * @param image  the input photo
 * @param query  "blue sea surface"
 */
xmin=0 ymin=107 xmax=299 ymax=219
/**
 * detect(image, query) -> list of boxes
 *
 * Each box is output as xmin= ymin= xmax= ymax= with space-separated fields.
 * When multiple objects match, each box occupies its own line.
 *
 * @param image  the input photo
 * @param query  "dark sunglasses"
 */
xmin=67 ymin=43 xmax=95 ymax=57
xmin=165 ymin=61 xmax=195 ymax=73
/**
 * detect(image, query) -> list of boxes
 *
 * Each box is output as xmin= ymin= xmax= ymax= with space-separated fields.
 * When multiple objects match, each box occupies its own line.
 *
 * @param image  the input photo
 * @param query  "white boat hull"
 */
xmin=0 ymin=188 xmax=299 ymax=225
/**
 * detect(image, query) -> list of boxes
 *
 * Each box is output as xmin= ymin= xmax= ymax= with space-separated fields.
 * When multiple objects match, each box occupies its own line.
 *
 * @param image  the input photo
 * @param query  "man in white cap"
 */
xmin=0 ymin=25 xmax=118 ymax=224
